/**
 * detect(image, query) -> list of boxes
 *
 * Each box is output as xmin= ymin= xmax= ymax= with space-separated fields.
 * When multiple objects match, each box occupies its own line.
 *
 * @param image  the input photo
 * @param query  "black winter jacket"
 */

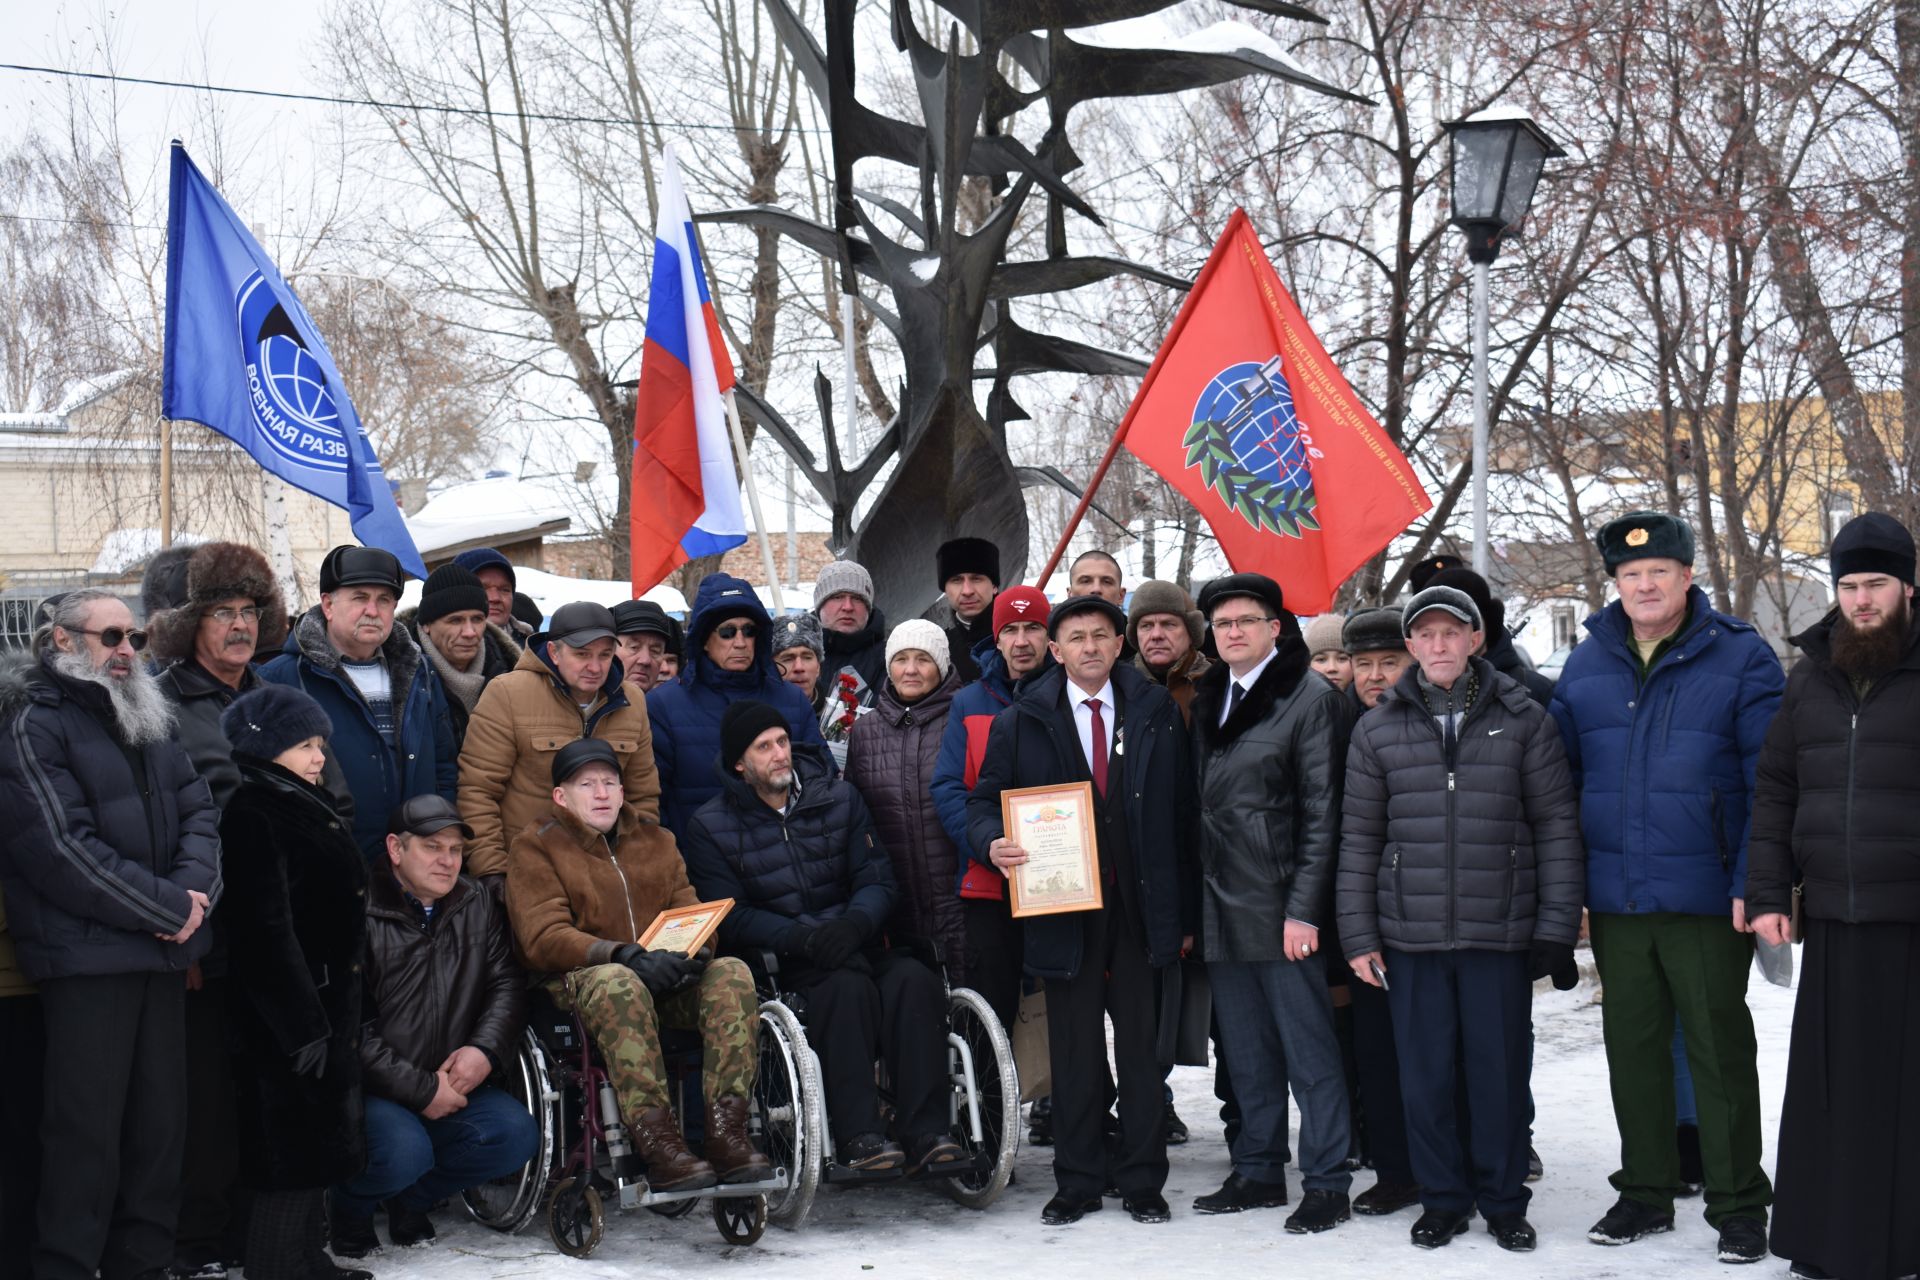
xmin=1748 ymin=610 xmax=1920 ymax=923
xmin=1337 ymin=658 xmax=1585 ymax=957
xmin=846 ymin=671 xmax=967 ymax=973
xmin=681 ymin=744 xmax=897 ymax=960
xmin=360 ymin=865 xmax=525 ymax=1112
xmin=1191 ymin=637 xmax=1346 ymax=960
xmin=158 ymin=657 xmax=258 ymax=810
xmin=221 ymin=758 xmax=368 ymax=1189
xmin=1488 ymin=628 xmax=1555 ymax=707
xmin=0 ymin=652 xmax=223 ymax=982
xmin=814 ymin=608 xmax=889 ymax=706
xmin=966 ymin=663 xmax=1198 ymax=980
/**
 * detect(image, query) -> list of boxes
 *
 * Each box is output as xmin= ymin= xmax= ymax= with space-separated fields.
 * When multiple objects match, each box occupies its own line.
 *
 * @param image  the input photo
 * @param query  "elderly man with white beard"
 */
xmin=0 ymin=588 xmax=223 ymax=1280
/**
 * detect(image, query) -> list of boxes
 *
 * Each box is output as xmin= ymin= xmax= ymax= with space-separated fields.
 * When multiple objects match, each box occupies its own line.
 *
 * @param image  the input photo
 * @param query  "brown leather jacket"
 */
xmin=506 ymin=802 xmax=699 ymax=974
xmin=360 ymin=865 xmax=525 ymax=1112
xmin=458 ymin=641 xmax=660 ymax=880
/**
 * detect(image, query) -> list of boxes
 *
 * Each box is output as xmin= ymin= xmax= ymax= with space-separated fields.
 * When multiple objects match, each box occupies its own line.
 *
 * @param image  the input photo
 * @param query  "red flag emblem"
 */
xmin=1121 ymin=209 xmax=1431 ymax=613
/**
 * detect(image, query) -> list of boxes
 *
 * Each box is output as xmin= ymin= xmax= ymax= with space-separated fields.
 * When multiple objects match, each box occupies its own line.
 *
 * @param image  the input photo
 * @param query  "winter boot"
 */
xmin=1284 ymin=1189 xmax=1351 ymax=1234
xmin=1027 ymin=1095 xmax=1054 ymax=1146
xmin=323 ymin=1201 xmax=378 ymax=1261
xmin=1409 ymin=1208 xmax=1472 ymax=1248
xmin=1353 ymin=1179 xmax=1422 ymax=1216
xmin=704 ymin=1096 xmax=774 ymax=1183
xmin=1487 ymin=1212 xmax=1537 ymax=1252
xmin=1716 ymin=1216 xmax=1768 ymax=1264
xmin=383 ymin=1201 xmax=434 ymax=1248
xmin=631 ymin=1106 xmax=718 ymax=1191
xmin=1587 ymin=1195 xmax=1675 ymax=1245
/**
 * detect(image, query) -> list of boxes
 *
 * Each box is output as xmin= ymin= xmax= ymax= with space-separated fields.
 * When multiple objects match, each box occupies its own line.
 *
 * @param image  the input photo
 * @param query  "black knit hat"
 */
xmin=611 ymin=599 xmax=675 ymax=639
xmin=720 ymin=699 xmax=789 ymax=772
xmin=222 ymin=685 xmax=332 ymax=761
xmin=1596 ymin=511 xmax=1696 ymax=575
xmin=1831 ymin=512 xmax=1917 ymax=587
xmin=1342 ymin=605 xmax=1406 ymax=655
xmin=1407 ymin=553 xmax=1465 ymax=593
xmin=551 ymin=737 xmax=620 ymax=788
xmin=936 ymin=537 xmax=1001 ymax=589
xmin=418 ymin=564 xmax=489 ymax=626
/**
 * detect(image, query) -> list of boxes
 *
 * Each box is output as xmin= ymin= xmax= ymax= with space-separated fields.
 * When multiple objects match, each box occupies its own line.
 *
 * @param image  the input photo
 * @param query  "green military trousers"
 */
xmin=1588 ymin=912 xmax=1771 ymax=1226
xmin=549 ymin=957 xmax=759 ymax=1121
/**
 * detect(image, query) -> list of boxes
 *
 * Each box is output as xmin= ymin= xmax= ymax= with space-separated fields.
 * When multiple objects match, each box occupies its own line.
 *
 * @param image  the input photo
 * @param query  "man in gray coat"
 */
xmin=1189 ymin=573 xmax=1352 ymax=1231
xmin=1338 ymin=584 xmax=1584 ymax=1254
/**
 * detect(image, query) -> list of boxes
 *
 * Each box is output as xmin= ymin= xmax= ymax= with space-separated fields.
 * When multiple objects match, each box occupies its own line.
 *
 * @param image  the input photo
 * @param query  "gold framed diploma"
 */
xmin=638 ymin=899 xmax=734 ymax=955
xmin=999 ymin=783 xmax=1102 ymax=918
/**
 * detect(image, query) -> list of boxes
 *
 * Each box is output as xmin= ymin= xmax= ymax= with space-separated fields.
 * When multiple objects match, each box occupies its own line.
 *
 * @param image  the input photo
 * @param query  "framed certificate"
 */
xmin=638 ymin=899 xmax=734 ymax=955
xmin=999 ymin=783 xmax=1102 ymax=918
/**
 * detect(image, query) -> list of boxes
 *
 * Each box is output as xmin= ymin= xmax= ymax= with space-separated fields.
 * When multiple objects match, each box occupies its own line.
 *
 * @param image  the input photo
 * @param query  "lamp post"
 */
xmin=1442 ymin=108 xmax=1564 ymax=577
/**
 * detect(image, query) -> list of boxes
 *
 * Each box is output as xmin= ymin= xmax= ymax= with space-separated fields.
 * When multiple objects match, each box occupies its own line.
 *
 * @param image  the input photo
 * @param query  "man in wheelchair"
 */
xmin=506 ymin=739 xmax=772 ymax=1191
xmin=681 ymin=700 xmax=966 ymax=1175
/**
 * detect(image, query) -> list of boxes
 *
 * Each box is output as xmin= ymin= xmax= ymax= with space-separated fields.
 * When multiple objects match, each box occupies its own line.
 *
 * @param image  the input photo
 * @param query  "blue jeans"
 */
xmin=1210 ymin=955 xmax=1353 ymax=1191
xmin=331 ymin=1087 xmax=539 ymax=1217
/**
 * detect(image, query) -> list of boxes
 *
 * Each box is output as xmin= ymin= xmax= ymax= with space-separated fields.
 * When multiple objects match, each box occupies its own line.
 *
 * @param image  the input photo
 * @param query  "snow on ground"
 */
xmin=360 ymin=962 xmax=1799 ymax=1280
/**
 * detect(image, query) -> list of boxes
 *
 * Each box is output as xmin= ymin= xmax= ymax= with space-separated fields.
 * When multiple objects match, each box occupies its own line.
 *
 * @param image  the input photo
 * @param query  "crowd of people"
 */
xmin=0 ymin=510 xmax=1914 ymax=1280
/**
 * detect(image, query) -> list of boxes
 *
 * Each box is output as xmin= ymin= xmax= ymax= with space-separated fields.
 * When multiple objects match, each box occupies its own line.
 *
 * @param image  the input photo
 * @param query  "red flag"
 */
xmin=1120 ymin=209 xmax=1431 ymax=613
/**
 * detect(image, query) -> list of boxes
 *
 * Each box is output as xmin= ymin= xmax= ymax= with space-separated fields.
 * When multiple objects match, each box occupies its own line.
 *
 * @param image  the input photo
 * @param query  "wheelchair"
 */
xmin=460 ymin=987 xmax=814 ymax=1255
xmin=751 ymin=941 xmax=1019 ymax=1226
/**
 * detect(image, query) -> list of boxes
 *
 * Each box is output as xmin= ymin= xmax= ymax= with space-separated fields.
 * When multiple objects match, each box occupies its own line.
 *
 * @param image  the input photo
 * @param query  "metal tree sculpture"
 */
xmin=711 ymin=0 xmax=1365 ymax=622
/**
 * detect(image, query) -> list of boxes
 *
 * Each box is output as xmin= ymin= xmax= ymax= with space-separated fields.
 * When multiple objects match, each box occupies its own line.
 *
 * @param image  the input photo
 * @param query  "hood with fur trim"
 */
xmin=143 ymin=542 xmax=289 ymax=663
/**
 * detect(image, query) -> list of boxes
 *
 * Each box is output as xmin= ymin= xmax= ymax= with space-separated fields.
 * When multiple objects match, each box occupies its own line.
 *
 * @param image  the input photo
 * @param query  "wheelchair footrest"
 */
xmin=908 ymin=1151 xmax=992 ymax=1182
xmin=822 ymin=1161 xmax=911 ymax=1185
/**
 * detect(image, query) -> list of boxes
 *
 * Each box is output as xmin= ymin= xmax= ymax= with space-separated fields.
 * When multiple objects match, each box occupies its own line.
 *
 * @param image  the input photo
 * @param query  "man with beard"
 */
xmin=407 ymin=564 xmax=521 ymax=751
xmin=1749 ymin=512 xmax=1920 ymax=1280
xmin=1549 ymin=513 xmax=1780 ymax=1264
xmin=143 ymin=542 xmax=289 ymax=1280
xmin=0 ymin=589 xmax=222 ymax=1280
xmin=932 ymin=538 xmax=1000 ymax=683
xmin=1127 ymin=581 xmax=1211 ymax=718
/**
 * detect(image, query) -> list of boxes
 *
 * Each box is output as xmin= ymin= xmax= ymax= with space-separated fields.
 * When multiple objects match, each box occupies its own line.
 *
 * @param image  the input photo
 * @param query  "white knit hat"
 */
xmin=885 ymin=618 xmax=951 ymax=679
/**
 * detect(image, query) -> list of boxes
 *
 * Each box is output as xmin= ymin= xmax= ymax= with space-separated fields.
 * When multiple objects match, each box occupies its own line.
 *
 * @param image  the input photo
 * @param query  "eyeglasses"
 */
xmin=1211 ymin=615 xmax=1274 ymax=633
xmin=715 ymin=623 xmax=758 ymax=641
xmin=205 ymin=606 xmax=263 ymax=625
xmin=72 ymin=626 xmax=148 ymax=651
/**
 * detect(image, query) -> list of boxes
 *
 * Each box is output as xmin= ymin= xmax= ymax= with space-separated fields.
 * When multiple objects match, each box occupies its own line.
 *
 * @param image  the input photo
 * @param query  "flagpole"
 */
xmin=1036 ymin=418 xmax=1129 ymax=590
xmin=159 ymin=415 xmax=174 ymax=547
xmin=724 ymin=389 xmax=786 ymax=613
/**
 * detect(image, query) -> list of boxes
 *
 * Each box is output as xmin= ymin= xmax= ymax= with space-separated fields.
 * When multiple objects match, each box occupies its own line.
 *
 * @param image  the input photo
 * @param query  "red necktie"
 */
xmin=1087 ymin=697 xmax=1108 ymax=797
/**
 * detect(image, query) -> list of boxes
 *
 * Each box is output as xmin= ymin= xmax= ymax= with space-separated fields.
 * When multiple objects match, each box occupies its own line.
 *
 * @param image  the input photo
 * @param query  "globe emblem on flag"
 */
xmin=1182 ymin=354 xmax=1324 ymax=538
xmin=234 ymin=272 xmax=351 ymax=472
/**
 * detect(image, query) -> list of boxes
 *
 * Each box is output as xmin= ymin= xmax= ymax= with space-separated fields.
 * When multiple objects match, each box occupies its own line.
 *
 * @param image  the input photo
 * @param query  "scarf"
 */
xmin=418 ymin=626 xmax=489 ymax=712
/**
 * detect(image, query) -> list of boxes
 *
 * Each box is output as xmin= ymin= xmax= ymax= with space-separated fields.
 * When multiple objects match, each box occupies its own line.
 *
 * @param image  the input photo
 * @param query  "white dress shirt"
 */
xmin=1065 ymin=677 xmax=1117 ymax=776
xmin=1220 ymin=648 xmax=1279 ymax=725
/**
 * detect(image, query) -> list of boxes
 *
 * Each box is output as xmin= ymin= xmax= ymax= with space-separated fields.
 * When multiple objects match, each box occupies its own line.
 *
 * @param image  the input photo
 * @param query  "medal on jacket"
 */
xmin=1113 ymin=723 xmax=1125 ymax=757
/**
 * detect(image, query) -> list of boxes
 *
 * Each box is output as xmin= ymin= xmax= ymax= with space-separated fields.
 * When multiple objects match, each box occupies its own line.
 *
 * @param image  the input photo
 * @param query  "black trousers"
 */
xmin=795 ymin=950 xmax=949 ymax=1148
xmin=0 ymin=994 xmax=44 ymax=1280
xmin=36 ymin=970 xmax=187 ymax=1280
xmin=1349 ymin=971 xmax=1414 ymax=1185
xmin=177 ymin=977 xmax=241 ymax=1262
xmin=1045 ymin=904 xmax=1165 ymax=1199
xmin=963 ymin=896 xmax=1023 ymax=1030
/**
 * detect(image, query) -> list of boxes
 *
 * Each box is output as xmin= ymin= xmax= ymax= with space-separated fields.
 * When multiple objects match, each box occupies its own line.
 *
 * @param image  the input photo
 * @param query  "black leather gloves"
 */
xmin=615 ymin=944 xmax=708 ymax=995
xmin=802 ymin=916 xmax=867 ymax=970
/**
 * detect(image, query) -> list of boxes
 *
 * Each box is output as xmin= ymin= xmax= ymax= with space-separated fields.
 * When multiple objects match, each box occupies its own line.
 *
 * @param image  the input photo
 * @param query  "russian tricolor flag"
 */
xmin=630 ymin=146 xmax=746 ymax=593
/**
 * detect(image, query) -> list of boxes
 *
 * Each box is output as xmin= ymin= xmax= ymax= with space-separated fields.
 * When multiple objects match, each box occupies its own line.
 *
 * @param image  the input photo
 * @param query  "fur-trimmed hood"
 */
xmin=143 ymin=542 xmax=289 ymax=663
xmin=0 ymin=648 xmax=45 ymax=722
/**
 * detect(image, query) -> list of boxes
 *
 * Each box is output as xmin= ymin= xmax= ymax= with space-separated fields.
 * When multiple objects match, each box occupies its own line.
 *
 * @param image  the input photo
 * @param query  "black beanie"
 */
xmin=720 ymin=699 xmax=790 ymax=773
xmin=1831 ymin=512 xmax=1917 ymax=587
xmin=418 ymin=564 xmax=489 ymax=626
xmin=222 ymin=685 xmax=332 ymax=762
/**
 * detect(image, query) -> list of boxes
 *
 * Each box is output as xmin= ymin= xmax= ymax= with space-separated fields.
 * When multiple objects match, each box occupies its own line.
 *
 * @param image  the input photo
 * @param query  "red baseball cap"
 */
xmin=991 ymin=587 xmax=1051 ymax=635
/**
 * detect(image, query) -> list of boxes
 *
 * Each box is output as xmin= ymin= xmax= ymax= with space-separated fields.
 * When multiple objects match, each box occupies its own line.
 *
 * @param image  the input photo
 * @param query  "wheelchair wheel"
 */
xmin=546 ymin=1175 xmax=603 ymax=1258
xmin=462 ymin=1026 xmax=556 ymax=1234
xmin=754 ymin=998 xmax=823 ymax=1229
xmin=713 ymin=1192 xmax=767 ymax=1244
xmin=942 ymin=986 xmax=1018 ymax=1209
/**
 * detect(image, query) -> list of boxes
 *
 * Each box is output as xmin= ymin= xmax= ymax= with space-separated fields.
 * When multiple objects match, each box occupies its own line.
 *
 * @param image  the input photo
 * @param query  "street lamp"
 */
xmin=1442 ymin=107 xmax=1565 ymax=577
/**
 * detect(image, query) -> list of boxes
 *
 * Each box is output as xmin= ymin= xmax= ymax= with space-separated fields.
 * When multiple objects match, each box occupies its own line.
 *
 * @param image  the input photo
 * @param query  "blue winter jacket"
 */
xmin=647 ymin=573 xmax=827 ymax=838
xmin=258 ymin=608 xmax=458 ymax=861
xmin=1547 ymin=586 xmax=1784 ymax=916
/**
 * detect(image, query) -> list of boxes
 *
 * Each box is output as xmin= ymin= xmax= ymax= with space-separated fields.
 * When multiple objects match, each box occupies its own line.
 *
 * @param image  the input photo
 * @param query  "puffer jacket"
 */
xmin=0 ymin=651 xmax=223 ymax=982
xmin=1748 ymin=609 xmax=1920 ymax=923
xmin=647 ymin=574 xmax=827 ymax=837
xmin=846 ymin=670 xmax=966 ymax=972
xmin=506 ymin=802 xmax=699 ymax=973
xmin=1191 ymin=636 xmax=1346 ymax=961
xmin=680 ymin=744 xmax=896 ymax=960
xmin=360 ymin=863 xmax=524 ymax=1112
xmin=1549 ymin=587 xmax=1783 ymax=916
xmin=966 ymin=662 xmax=1199 ymax=980
xmin=458 ymin=639 xmax=656 ymax=880
xmin=813 ymin=607 xmax=889 ymax=706
xmin=1337 ymin=658 xmax=1585 ymax=957
xmin=258 ymin=608 xmax=457 ymax=860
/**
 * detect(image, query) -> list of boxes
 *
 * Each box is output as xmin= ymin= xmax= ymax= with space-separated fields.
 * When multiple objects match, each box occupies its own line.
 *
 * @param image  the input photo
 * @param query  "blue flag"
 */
xmin=162 ymin=142 xmax=426 ymax=578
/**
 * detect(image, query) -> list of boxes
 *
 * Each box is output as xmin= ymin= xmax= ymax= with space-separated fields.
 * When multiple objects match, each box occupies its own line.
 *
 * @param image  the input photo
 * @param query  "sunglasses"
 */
xmin=74 ymin=626 xmax=148 ymax=651
xmin=715 ymin=623 xmax=758 ymax=641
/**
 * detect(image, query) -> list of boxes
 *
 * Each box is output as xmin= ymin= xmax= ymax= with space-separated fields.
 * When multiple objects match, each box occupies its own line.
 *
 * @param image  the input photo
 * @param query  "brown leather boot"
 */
xmin=630 ymin=1107 xmax=717 ymax=1191
xmin=705 ymin=1095 xmax=774 ymax=1183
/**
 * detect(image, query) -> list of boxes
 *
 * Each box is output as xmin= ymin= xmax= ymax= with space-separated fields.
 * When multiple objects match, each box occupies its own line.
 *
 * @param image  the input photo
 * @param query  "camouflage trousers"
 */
xmin=548 ymin=957 xmax=759 ymax=1120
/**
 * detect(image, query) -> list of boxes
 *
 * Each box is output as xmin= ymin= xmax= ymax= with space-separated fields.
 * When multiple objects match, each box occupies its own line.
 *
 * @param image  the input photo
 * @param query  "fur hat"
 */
xmin=221 ymin=684 xmax=331 ymax=762
xmin=1303 ymin=613 xmax=1348 ymax=657
xmin=143 ymin=542 xmax=289 ymax=664
xmin=813 ymin=560 xmax=874 ymax=612
xmin=885 ymin=618 xmax=951 ymax=680
xmin=1342 ymin=605 xmax=1406 ymax=655
xmin=1407 ymin=553 xmax=1466 ymax=593
xmin=1596 ymin=511 xmax=1696 ymax=575
xmin=769 ymin=612 xmax=824 ymax=660
xmin=1126 ymin=580 xmax=1203 ymax=652
xmin=936 ymin=537 xmax=1001 ymax=589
